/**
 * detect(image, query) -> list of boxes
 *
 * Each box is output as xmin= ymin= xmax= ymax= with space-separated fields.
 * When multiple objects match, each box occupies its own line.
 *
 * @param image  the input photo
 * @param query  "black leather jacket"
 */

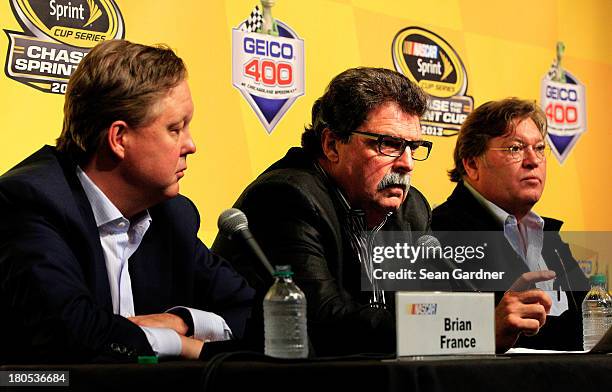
xmin=212 ymin=147 xmax=431 ymax=355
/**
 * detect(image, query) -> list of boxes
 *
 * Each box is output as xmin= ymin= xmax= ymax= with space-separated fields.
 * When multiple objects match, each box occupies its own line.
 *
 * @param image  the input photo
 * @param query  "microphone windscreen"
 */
xmin=416 ymin=234 xmax=441 ymax=249
xmin=218 ymin=208 xmax=249 ymax=235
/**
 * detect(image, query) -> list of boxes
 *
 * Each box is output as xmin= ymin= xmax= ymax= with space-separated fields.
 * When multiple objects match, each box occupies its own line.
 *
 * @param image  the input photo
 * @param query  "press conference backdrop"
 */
xmin=1 ymin=1 xmax=610 ymax=275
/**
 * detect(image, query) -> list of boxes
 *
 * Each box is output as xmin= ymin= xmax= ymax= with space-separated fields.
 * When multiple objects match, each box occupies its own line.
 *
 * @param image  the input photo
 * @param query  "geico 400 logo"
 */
xmin=242 ymin=37 xmax=295 ymax=88
xmin=543 ymin=83 xmax=584 ymax=130
xmin=540 ymin=51 xmax=587 ymax=163
xmin=232 ymin=6 xmax=304 ymax=135
xmin=4 ymin=0 xmax=124 ymax=94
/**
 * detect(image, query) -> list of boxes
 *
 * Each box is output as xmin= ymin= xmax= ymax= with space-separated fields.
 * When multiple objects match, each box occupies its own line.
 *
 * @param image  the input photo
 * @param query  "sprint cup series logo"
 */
xmin=232 ymin=3 xmax=304 ymax=134
xmin=392 ymin=27 xmax=473 ymax=137
xmin=4 ymin=0 xmax=124 ymax=94
xmin=540 ymin=43 xmax=587 ymax=163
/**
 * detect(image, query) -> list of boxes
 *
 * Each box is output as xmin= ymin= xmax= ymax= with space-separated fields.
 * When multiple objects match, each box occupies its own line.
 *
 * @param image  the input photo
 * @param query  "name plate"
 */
xmin=396 ymin=292 xmax=495 ymax=356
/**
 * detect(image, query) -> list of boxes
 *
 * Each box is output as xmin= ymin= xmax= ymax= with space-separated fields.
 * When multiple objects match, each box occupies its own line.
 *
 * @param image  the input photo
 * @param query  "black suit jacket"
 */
xmin=432 ymin=181 xmax=588 ymax=350
xmin=0 ymin=146 xmax=254 ymax=363
xmin=212 ymin=147 xmax=432 ymax=355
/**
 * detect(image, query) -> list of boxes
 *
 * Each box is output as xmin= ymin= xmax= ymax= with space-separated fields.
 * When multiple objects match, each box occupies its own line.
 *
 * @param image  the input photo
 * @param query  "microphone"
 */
xmin=416 ymin=234 xmax=479 ymax=292
xmin=218 ymin=208 xmax=275 ymax=277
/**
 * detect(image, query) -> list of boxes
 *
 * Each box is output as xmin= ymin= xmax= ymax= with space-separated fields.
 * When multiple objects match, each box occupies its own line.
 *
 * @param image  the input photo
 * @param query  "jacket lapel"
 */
xmin=54 ymin=148 xmax=113 ymax=311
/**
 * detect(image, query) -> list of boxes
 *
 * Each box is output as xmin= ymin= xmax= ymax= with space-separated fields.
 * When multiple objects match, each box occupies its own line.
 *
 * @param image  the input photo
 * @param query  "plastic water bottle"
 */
xmin=582 ymin=274 xmax=612 ymax=351
xmin=263 ymin=265 xmax=308 ymax=358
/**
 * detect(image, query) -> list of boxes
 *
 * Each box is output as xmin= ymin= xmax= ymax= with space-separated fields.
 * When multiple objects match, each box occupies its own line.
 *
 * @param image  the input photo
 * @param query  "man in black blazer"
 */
xmin=432 ymin=98 xmax=588 ymax=351
xmin=213 ymin=68 xmax=433 ymax=355
xmin=0 ymin=40 xmax=254 ymax=363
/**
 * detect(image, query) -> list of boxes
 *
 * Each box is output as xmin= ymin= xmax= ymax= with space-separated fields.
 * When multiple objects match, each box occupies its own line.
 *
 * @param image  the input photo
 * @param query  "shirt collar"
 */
xmin=313 ymin=161 xmax=362 ymax=215
xmin=463 ymin=180 xmax=543 ymax=228
xmin=76 ymin=166 xmax=151 ymax=228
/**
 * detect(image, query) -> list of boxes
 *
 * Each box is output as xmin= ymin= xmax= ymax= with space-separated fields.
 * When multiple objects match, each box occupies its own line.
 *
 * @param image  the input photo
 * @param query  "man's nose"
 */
xmin=182 ymin=129 xmax=196 ymax=155
xmin=393 ymin=148 xmax=414 ymax=173
xmin=522 ymin=145 xmax=540 ymax=168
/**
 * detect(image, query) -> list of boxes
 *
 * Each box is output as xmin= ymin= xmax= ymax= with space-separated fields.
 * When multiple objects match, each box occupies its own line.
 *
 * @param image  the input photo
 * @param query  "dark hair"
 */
xmin=301 ymin=67 xmax=428 ymax=157
xmin=56 ymin=39 xmax=187 ymax=164
xmin=449 ymin=97 xmax=547 ymax=182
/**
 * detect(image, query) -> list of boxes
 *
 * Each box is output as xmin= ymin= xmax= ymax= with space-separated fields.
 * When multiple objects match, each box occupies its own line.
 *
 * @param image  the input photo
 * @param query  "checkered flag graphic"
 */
xmin=240 ymin=5 xmax=263 ymax=33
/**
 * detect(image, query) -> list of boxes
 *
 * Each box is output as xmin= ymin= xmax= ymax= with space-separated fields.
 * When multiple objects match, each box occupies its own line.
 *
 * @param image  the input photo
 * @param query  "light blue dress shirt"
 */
xmin=464 ymin=181 xmax=568 ymax=316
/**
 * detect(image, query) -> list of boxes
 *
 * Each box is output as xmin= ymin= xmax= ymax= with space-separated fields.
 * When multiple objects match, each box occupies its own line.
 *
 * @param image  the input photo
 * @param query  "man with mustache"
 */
xmin=0 ymin=40 xmax=254 ymax=363
xmin=432 ymin=98 xmax=588 ymax=351
xmin=212 ymin=67 xmax=433 ymax=355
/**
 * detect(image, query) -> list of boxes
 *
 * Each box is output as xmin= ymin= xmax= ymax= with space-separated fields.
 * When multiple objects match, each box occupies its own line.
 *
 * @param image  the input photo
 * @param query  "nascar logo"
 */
xmin=407 ymin=303 xmax=438 ymax=315
xmin=392 ymin=27 xmax=473 ymax=137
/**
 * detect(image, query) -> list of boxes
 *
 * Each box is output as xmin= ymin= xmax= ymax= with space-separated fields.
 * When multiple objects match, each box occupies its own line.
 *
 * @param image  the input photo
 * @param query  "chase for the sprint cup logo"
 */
xmin=232 ymin=3 xmax=305 ymax=134
xmin=4 ymin=0 xmax=124 ymax=94
xmin=540 ymin=42 xmax=587 ymax=163
xmin=392 ymin=27 xmax=473 ymax=137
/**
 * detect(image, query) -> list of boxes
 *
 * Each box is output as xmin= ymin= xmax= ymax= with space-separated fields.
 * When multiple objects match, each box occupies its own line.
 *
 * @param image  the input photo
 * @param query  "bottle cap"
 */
xmin=273 ymin=264 xmax=293 ymax=277
xmin=138 ymin=355 xmax=158 ymax=364
xmin=591 ymin=274 xmax=607 ymax=286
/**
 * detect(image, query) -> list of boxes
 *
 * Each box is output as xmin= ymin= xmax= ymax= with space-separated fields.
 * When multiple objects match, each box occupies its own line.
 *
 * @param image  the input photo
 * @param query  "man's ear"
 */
xmin=321 ymin=128 xmax=341 ymax=163
xmin=106 ymin=120 xmax=129 ymax=160
xmin=462 ymin=156 xmax=481 ymax=182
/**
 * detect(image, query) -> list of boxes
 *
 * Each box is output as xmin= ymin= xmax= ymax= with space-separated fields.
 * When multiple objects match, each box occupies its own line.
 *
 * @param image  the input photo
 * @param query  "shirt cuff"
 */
xmin=140 ymin=326 xmax=182 ymax=358
xmin=167 ymin=306 xmax=233 ymax=342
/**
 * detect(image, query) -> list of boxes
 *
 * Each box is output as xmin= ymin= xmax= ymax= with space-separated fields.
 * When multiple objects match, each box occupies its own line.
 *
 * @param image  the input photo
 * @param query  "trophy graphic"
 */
xmin=258 ymin=0 xmax=279 ymax=36
xmin=547 ymin=42 xmax=567 ymax=83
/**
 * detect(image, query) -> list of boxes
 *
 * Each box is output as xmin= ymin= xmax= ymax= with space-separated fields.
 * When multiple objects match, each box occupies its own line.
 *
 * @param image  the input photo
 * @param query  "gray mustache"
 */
xmin=377 ymin=172 xmax=410 ymax=191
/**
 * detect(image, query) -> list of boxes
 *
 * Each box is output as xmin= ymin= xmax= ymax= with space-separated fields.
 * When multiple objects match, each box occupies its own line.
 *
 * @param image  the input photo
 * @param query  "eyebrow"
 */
xmin=167 ymin=120 xmax=185 ymax=129
xmin=508 ymin=137 xmax=544 ymax=144
xmin=369 ymin=131 xmax=422 ymax=140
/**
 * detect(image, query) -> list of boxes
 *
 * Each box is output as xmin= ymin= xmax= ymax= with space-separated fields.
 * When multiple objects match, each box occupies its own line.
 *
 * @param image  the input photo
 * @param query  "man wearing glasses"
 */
xmin=432 ymin=98 xmax=588 ymax=351
xmin=213 ymin=67 xmax=432 ymax=355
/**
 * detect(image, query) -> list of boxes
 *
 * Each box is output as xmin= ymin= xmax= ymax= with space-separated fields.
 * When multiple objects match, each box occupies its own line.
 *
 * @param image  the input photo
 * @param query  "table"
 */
xmin=2 ymin=352 xmax=611 ymax=392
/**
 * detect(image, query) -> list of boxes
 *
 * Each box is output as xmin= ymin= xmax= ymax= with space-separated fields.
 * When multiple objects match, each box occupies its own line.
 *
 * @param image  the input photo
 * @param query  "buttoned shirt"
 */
xmin=464 ymin=181 xmax=568 ymax=315
xmin=76 ymin=167 xmax=232 ymax=357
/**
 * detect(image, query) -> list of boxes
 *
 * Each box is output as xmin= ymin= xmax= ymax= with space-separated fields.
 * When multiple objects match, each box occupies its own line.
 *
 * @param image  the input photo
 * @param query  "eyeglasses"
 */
xmin=349 ymin=130 xmax=433 ymax=161
xmin=488 ymin=142 xmax=549 ymax=162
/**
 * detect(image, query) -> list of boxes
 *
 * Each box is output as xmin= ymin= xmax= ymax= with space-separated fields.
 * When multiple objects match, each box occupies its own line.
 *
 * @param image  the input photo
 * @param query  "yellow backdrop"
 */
xmin=1 ymin=0 xmax=610 ymax=250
